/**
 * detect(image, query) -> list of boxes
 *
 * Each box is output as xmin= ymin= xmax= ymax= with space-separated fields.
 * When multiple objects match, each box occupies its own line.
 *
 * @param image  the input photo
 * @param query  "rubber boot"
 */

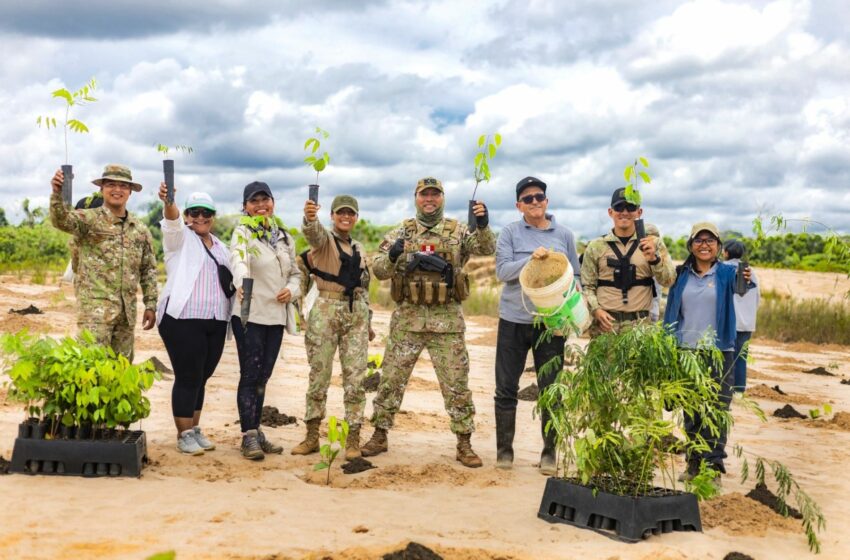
xmin=495 ymin=408 xmax=516 ymax=469
xmin=456 ymin=433 xmax=483 ymax=468
xmin=345 ymin=424 xmax=361 ymax=460
xmin=361 ymin=427 xmax=388 ymax=457
xmin=290 ymin=419 xmax=320 ymax=455
xmin=539 ymin=411 xmax=557 ymax=476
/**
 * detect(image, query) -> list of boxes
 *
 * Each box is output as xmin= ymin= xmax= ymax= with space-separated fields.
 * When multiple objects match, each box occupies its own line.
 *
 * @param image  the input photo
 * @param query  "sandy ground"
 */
xmin=1 ymin=273 xmax=850 ymax=560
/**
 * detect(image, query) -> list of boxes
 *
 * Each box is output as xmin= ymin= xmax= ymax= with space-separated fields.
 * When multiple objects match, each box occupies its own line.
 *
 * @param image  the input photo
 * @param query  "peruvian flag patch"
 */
xmin=420 ymin=244 xmax=436 ymax=254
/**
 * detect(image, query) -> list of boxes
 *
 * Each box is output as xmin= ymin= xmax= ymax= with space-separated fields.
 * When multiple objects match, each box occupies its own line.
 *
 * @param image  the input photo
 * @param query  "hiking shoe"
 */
xmin=192 ymin=426 xmax=216 ymax=451
xmin=177 ymin=430 xmax=204 ymax=456
xmin=361 ymin=427 xmax=388 ymax=457
xmin=241 ymin=430 xmax=264 ymax=461
xmin=345 ymin=424 xmax=361 ymax=460
xmin=456 ymin=433 xmax=483 ymax=468
xmin=539 ymin=448 xmax=556 ymax=476
xmin=257 ymin=428 xmax=283 ymax=454
xmin=291 ymin=419 xmax=320 ymax=455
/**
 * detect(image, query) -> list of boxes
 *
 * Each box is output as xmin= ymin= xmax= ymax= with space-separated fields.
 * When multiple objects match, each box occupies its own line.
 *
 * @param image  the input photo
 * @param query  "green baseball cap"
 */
xmin=415 ymin=176 xmax=443 ymax=194
xmin=331 ymin=194 xmax=358 ymax=213
xmin=185 ymin=191 xmax=216 ymax=212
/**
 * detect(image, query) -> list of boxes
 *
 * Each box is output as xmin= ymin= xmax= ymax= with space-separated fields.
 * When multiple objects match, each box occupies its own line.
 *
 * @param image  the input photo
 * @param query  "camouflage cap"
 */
xmin=331 ymin=194 xmax=358 ymax=213
xmin=688 ymin=222 xmax=721 ymax=244
xmin=415 ymin=177 xmax=444 ymax=194
xmin=91 ymin=164 xmax=142 ymax=192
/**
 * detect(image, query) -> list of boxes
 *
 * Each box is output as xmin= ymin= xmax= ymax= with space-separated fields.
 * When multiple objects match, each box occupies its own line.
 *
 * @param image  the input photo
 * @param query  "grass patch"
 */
xmin=756 ymin=290 xmax=850 ymax=345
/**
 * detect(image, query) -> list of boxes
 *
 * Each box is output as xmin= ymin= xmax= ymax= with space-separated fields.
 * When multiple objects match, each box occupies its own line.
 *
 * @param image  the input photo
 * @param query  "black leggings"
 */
xmin=231 ymin=316 xmax=284 ymax=431
xmin=158 ymin=314 xmax=228 ymax=418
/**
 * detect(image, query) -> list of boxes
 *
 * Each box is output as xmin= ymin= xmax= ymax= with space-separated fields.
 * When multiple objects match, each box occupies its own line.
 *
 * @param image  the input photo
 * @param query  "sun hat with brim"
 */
xmin=185 ymin=192 xmax=216 ymax=213
xmin=91 ymin=164 xmax=142 ymax=192
xmin=688 ymin=222 xmax=722 ymax=245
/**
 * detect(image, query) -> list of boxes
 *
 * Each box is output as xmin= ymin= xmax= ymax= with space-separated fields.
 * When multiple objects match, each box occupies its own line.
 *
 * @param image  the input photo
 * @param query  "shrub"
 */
xmin=756 ymin=290 xmax=850 ymax=345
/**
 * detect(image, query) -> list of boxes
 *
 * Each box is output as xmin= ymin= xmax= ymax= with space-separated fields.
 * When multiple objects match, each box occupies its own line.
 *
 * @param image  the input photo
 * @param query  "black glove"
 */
xmin=388 ymin=238 xmax=405 ymax=262
xmin=475 ymin=203 xmax=489 ymax=229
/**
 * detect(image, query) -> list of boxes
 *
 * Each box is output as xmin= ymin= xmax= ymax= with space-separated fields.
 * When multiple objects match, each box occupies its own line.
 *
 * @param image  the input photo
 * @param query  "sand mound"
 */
xmin=394 ymin=410 xmax=449 ymax=432
xmin=0 ymin=314 xmax=49 ymax=333
xmin=348 ymin=462 xmax=512 ymax=490
xmin=700 ymin=493 xmax=800 ymax=536
xmin=298 ymin=542 xmax=527 ymax=560
xmin=746 ymin=384 xmax=821 ymax=406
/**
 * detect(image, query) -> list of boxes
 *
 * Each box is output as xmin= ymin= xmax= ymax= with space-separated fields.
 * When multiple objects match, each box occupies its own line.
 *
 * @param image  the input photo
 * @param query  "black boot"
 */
xmin=495 ymin=408 xmax=516 ymax=469
xmin=539 ymin=410 xmax=556 ymax=476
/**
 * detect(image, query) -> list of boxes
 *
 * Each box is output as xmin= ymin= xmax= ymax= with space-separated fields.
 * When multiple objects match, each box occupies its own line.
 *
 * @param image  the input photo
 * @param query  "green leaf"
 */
xmin=313 ymin=159 xmax=327 ymax=172
xmin=313 ymin=462 xmax=329 ymax=471
xmin=623 ymin=166 xmax=633 ymax=183
xmin=473 ymin=153 xmax=484 ymax=168
xmin=52 ymin=88 xmax=73 ymax=105
xmin=639 ymin=156 xmax=649 ymax=168
xmin=145 ymin=552 xmax=176 ymax=560
xmin=494 ymin=133 xmax=502 ymax=146
xmin=304 ymin=156 xmax=316 ymax=164
xmin=67 ymin=119 xmax=89 ymax=133
xmin=638 ymin=171 xmax=651 ymax=184
xmin=488 ymin=143 xmax=496 ymax=159
xmin=322 ymin=152 xmax=330 ymax=165
xmin=478 ymin=134 xmax=486 ymax=148
xmin=824 ymin=403 xmax=833 ymax=415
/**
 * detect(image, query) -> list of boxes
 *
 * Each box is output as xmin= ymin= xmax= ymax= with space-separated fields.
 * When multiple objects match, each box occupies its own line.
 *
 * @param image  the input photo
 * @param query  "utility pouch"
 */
xmin=390 ymin=275 xmax=405 ymax=302
xmin=454 ymin=272 xmax=470 ymax=301
xmin=408 ymin=280 xmax=420 ymax=304
xmin=424 ymin=281 xmax=434 ymax=305
xmin=437 ymin=282 xmax=448 ymax=304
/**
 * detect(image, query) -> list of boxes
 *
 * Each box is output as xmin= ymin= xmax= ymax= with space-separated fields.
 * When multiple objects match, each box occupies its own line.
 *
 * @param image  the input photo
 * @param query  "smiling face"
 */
xmin=690 ymin=231 xmax=720 ymax=265
xmin=331 ymin=207 xmax=358 ymax=233
xmin=100 ymin=181 xmax=132 ymax=212
xmin=185 ymin=207 xmax=215 ymax=236
xmin=516 ymin=186 xmax=548 ymax=221
xmin=608 ymin=202 xmax=643 ymax=234
xmin=244 ymin=193 xmax=275 ymax=217
xmin=415 ymin=187 xmax=443 ymax=214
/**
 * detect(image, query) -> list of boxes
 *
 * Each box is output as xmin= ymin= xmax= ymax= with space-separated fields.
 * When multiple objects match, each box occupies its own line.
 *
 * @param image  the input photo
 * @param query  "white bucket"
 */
xmin=519 ymin=252 xmax=591 ymax=334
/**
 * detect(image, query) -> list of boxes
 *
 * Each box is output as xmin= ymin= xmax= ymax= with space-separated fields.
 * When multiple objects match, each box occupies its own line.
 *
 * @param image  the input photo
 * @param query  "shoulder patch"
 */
xmin=379 ymin=239 xmax=391 ymax=252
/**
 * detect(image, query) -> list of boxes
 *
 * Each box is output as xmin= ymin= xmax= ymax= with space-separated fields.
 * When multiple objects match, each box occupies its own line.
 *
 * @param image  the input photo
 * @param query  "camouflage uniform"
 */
xmin=580 ymin=223 xmax=675 ymax=337
xmin=370 ymin=217 xmax=496 ymax=434
xmin=50 ymin=193 xmax=158 ymax=361
xmin=301 ymin=217 xmax=370 ymax=427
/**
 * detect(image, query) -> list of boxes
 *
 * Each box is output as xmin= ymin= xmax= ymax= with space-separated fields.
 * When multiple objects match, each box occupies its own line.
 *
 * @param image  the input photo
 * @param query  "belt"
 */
xmin=606 ymin=310 xmax=650 ymax=322
xmin=319 ymin=290 xmax=347 ymax=301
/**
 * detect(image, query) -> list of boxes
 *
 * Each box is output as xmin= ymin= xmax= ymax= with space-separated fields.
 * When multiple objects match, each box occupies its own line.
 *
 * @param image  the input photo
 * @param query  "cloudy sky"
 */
xmin=1 ymin=0 xmax=847 ymax=239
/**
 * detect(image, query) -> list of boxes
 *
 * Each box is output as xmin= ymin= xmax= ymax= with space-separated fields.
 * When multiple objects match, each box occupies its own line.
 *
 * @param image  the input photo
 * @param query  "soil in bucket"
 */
xmin=523 ymin=254 xmax=567 ymax=289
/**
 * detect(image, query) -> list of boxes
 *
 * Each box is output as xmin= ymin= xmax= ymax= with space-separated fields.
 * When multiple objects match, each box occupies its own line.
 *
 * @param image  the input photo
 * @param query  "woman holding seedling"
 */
xmin=230 ymin=182 xmax=302 ymax=460
xmin=663 ymin=222 xmax=750 ymax=483
xmin=156 ymin=185 xmax=233 ymax=455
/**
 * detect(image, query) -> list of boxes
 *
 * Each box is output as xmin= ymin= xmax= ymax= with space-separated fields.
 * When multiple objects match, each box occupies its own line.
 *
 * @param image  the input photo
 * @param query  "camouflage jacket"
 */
xmin=50 ymin=193 xmax=159 ymax=322
xmin=373 ymin=217 xmax=495 ymax=333
xmin=580 ymin=224 xmax=675 ymax=314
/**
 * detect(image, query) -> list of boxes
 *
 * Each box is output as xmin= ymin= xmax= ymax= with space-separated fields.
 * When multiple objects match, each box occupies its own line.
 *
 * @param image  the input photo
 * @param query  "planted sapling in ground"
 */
xmin=313 ymin=415 xmax=349 ymax=485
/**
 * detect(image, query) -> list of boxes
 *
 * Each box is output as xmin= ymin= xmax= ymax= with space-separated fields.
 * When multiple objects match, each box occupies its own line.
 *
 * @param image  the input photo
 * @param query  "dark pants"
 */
xmin=733 ymin=331 xmax=752 ymax=391
xmin=685 ymin=350 xmax=734 ymax=472
xmin=494 ymin=319 xmax=565 ymax=413
xmin=158 ymin=314 xmax=228 ymax=418
xmin=231 ymin=316 xmax=284 ymax=431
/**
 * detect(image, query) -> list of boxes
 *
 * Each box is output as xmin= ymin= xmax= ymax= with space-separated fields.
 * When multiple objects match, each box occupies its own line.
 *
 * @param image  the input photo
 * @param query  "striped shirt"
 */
xmin=179 ymin=237 xmax=231 ymax=321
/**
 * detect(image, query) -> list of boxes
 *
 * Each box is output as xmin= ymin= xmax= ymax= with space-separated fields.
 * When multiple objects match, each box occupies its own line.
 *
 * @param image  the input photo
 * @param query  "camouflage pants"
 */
xmin=78 ymin=304 xmax=135 ymax=361
xmin=303 ymin=297 xmax=369 ymax=427
xmin=587 ymin=313 xmax=650 ymax=339
xmin=371 ymin=325 xmax=475 ymax=435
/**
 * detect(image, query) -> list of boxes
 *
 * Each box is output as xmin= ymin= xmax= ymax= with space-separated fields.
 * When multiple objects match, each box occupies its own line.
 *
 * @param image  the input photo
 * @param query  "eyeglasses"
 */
xmin=187 ymin=208 xmax=215 ymax=218
xmin=102 ymin=182 xmax=132 ymax=191
xmin=692 ymin=237 xmax=718 ymax=247
xmin=520 ymin=193 xmax=547 ymax=204
xmin=612 ymin=203 xmax=639 ymax=212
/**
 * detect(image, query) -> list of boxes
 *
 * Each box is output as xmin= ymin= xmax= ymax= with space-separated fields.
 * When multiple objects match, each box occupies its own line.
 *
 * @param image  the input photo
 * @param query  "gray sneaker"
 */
xmin=241 ymin=429 xmax=264 ymax=461
xmin=177 ymin=430 xmax=204 ymax=456
xmin=192 ymin=426 xmax=216 ymax=451
xmin=257 ymin=428 xmax=283 ymax=454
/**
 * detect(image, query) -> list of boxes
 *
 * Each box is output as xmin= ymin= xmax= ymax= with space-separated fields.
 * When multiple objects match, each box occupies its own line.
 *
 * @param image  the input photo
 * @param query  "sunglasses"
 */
xmin=612 ymin=203 xmax=639 ymax=212
xmin=187 ymin=208 xmax=215 ymax=218
xmin=520 ymin=193 xmax=547 ymax=204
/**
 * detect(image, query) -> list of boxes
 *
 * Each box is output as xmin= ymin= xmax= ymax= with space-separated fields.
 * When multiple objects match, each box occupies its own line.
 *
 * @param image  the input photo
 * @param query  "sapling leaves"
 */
xmin=622 ymin=156 xmax=651 ymax=205
xmin=37 ymin=77 xmax=98 ymax=164
xmin=314 ymin=415 xmax=349 ymax=484
xmin=303 ymin=128 xmax=331 ymax=183
xmin=471 ymin=132 xmax=502 ymax=199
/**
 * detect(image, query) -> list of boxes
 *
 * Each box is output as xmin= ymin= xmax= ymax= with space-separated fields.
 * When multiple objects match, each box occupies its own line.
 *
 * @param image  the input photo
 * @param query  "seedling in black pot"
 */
xmin=155 ymin=144 xmax=193 ymax=204
xmin=470 ymin=133 xmax=502 ymax=231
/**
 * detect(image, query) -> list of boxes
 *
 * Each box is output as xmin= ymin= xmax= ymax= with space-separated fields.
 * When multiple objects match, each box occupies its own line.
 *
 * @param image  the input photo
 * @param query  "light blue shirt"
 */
xmin=677 ymin=263 xmax=731 ymax=350
xmin=495 ymin=214 xmax=581 ymax=324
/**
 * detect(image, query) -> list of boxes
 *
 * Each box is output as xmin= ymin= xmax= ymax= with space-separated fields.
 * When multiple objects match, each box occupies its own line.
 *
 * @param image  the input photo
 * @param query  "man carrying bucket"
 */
xmin=361 ymin=177 xmax=495 ymax=468
xmin=493 ymin=176 xmax=581 ymax=474
xmin=580 ymin=187 xmax=675 ymax=337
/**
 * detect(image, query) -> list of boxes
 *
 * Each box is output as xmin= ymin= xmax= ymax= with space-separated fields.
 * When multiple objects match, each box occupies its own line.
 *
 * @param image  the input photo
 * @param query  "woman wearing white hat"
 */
xmin=157 ymin=184 xmax=235 ymax=455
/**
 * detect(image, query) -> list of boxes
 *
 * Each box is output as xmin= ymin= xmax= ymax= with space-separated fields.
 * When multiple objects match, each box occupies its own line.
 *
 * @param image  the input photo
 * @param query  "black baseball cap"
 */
xmin=243 ymin=181 xmax=273 ymax=204
xmin=611 ymin=187 xmax=639 ymax=208
xmin=516 ymin=176 xmax=547 ymax=200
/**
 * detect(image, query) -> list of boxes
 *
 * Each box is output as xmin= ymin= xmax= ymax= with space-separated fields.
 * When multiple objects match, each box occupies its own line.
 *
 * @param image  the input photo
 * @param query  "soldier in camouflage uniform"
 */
xmin=50 ymin=165 xmax=158 ymax=361
xmin=581 ymin=187 xmax=675 ymax=337
xmin=361 ymin=177 xmax=496 ymax=468
xmin=292 ymin=194 xmax=371 ymax=460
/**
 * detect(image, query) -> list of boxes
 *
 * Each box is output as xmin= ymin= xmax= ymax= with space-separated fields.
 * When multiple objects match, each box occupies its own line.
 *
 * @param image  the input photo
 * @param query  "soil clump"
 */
xmin=745 ymin=482 xmax=803 ymax=519
xmin=517 ymin=383 xmax=539 ymax=401
xmin=747 ymin=383 xmax=820 ymax=405
xmin=773 ymin=404 xmax=807 ymax=419
xmin=723 ymin=554 xmax=754 ymax=560
xmin=363 ymin=372 xmax=381 ymax=392
xmin=771 ymin=384 xmax=786 ymax=395
xmin=260 ymin=406 xmax=298 ymax=428
xmin=383 ymin=542 xmax=442 ymax=560
xmin=342 ymin=457 xmax=376 ymax=475
xmin=9 ymin=304 xmax=43 ymax=315
xmin=700 ymin=492 xmax=800 ymax=535
xmin=803 ymin=366 xmax=836 ymax=376
xmin=841 ymin=379 xmax=850 ymax=385
xmin=828 ymin=411 xmax=850 ymax=430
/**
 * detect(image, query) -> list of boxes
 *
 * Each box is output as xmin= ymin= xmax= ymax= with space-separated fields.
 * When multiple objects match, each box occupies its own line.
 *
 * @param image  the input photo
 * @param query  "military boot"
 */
xmin=456 ymin=433 xmax=483 ymax=468
xmin=495 ymin=407 xmax=516 ymax=469
xmin=361 ymin=427 xmax=388 ymax=457
xmin=257 ymin=427 xmax=283 ymax=454
xmin=345 ymin=424 xmax=361 ymax=460
xmin=290 ymin=419 xmax=320 ymax=455
xmin=539 ymin=411 xmax=557 ymax=476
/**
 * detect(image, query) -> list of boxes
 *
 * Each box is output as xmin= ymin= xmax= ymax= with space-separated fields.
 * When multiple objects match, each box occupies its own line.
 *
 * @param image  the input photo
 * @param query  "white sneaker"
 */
xmin=192 ymin=426 xmax=216 ymax=451
xmin=177 ymin=429 xmax=204 ymax=455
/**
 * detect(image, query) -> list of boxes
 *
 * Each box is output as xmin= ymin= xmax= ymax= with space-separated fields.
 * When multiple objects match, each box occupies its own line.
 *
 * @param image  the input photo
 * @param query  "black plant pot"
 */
xmin=60 ymin=424 xmax=76 ymax=440
xmin=34 ymin=422 xmax=48 ymax=440
xmin=467 ymin=200 xmax=477 ymax=232
xmin=76 ymin=422 xmax=92 ymax=440
xmin=61 ymin=164 xmax=73 ymax=206
xmin=538 ymin=477 xmax=701 ymax=542
xmin=163 ymin=159 xmax=175 ymax=203
xmin=308 ymin=184 xmax=319 ymax=204
xmin=18 ymin=423 xmax=31 ymax=439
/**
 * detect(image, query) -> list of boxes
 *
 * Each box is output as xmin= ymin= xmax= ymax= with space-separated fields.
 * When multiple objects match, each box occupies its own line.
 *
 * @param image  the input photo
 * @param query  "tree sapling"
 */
xmin=313 ymin=415 xmax=349 ymax=485
xmin=155 ymin=144 xmax=193 ymax=204
xmin=470 ymin=133 xmax=502 ymax=231
xmin=303 ymin=127 xmax=330 ymax=204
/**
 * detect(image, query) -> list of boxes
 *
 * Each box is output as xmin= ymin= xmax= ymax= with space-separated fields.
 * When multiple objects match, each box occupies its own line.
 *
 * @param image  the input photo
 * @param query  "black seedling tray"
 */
xmin=10 ymin=423 xmax=148 ymax=478
xmin=538 ymin=477 xmax=701 ymax=542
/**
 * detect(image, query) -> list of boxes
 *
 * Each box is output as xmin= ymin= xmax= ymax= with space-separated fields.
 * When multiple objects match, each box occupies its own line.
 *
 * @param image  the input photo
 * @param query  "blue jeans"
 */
xmin=733 ymin=331 xmax=752 ymax=391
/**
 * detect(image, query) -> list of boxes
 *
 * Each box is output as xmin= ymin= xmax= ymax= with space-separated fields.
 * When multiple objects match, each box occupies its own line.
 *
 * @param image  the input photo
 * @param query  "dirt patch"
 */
xmin=364 ymin=372 xmax=381 ymax=392
xmin=517 ymin=383 xmax=539 ymax=401
xmin=348 ymin=462 xmax=512 ymax=490
xmin=0 ymin=456 xmax=10 ymax=475
xmin=745 ymin=483 xmax=803 ymax=519
xmin=467 ymin=330 xmax=498 ymax=347
xmin=342 ymin=457 xmax=376 ymax=474
xmin=700 ymin=492 xmax=800 ymax=536
xmin=724 ymin=554 xmax=755 ymax=560
xmin=299 ymin=543 xmax=526 ymax=560
xmin=773 ymin=404 xmax=807 ymax=419
xmin=261 ymin=406 xmax=298 ymax=428
xmin=803 ymin=366 xmax=836 ymax=377
xmin=8 ymin=304 xmax=43 ymax=315
xmin=746 ymin=368 xmax=784 ymax=382
xmin=394 ymin=410 xmax=449 ymax=432
xmin=827 ymin=411 xmax=850 ymax=431
xmin=383 ymin=541 xmax=442 ymax=560
xmin=0 ymin=314 xmax=49 ymax=333
xmin=746 ymin=384 xmax=821 ymax=406
xmin=407 ymin=376 xmax=441 ymax=392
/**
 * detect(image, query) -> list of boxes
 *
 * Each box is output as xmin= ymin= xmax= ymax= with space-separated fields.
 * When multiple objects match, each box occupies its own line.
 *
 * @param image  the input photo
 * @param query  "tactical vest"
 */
xmin=300 ymin=235 xmax=363 ymax=310
xmin=596 ymin=240 xmax=656 ymax=305
xmin=390 ymin=218 xmax=470 ymax=305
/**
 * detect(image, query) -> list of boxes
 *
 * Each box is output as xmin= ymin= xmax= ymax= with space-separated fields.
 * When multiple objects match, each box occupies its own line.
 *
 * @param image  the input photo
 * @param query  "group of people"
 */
xmin=49 ymin=164 xmax=758 ymax=481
